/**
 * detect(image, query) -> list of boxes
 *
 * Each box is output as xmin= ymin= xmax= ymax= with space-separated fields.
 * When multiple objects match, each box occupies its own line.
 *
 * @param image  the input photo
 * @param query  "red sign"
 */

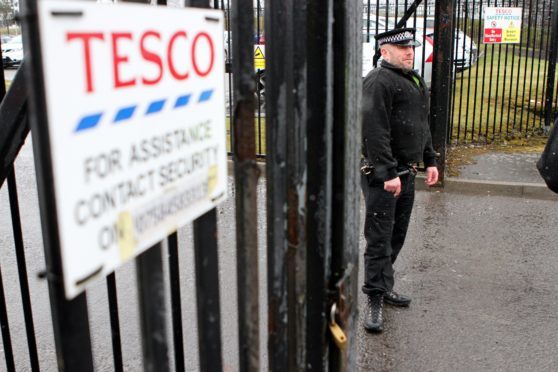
xmin=484 ymin=28 xmax=502 ymax=43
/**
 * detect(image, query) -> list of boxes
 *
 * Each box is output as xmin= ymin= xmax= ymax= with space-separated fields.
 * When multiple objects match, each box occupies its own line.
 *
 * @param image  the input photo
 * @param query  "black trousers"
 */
xmin=361 ymin=171 xmax=416 ymax=295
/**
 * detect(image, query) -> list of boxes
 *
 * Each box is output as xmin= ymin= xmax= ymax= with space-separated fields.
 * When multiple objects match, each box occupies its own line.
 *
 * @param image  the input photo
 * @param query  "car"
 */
xmin=254 ymin=32 xmax=265 ymax=44
xmin=2 ymin=36 xmax=23 ymax=68
xmin=448 ymin=30 xmax=478 ymax=72
xmin=1 ymin=35 xmax=12 ymax=44
xmin=412 ymin=17 xmax=479 ymax=72
xmin=362 ymin=16 xmax=395 ymax=41
xmin=2 ymin=35 xmax=21 ymax=49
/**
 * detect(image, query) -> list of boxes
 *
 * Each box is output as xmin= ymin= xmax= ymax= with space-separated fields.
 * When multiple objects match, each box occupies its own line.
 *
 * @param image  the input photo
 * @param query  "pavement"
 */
xmin=416 ymin=151 xmax=558 ymax=201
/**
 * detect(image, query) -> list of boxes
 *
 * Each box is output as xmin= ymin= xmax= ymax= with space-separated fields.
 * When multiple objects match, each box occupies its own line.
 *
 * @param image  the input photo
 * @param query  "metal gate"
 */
xmin=0 ymin=0 xmax=361 ymax=371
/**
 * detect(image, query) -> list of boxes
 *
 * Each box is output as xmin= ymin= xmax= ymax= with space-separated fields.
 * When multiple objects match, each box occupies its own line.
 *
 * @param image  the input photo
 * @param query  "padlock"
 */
xmin=329 ymin=303 xmax=347 ymax=350
xmin=329 ymin=321 xmax=348 ymax=350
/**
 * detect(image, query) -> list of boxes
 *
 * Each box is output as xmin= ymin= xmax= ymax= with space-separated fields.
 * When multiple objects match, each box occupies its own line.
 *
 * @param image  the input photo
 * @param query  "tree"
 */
xmin=0 ymin=0 xmax=14 ymax=34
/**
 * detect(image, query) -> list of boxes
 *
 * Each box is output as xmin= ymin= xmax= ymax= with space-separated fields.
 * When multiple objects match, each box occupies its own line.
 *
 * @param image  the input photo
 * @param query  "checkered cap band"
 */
xmin=378 ymin=30 xmax=415 ymax=45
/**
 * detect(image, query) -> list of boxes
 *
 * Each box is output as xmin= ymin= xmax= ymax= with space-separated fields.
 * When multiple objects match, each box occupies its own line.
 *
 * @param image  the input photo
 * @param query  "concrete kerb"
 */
xmin=228 ymin=160 xmax=558 ymax=201
xmin=415 ymin=174 xmax=558 ymax=200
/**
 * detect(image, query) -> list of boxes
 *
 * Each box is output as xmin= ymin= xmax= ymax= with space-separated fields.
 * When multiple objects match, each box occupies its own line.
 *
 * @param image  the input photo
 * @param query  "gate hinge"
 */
xmin=329 ymin=263 xmax=357 ymax=325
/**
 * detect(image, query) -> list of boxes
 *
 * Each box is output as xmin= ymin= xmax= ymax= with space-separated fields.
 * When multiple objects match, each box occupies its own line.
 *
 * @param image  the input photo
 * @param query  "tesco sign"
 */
xmin=67 ymin=30 xmax=216 ymax=93
xmin=36 ymin=0 xmax=227 ymax=299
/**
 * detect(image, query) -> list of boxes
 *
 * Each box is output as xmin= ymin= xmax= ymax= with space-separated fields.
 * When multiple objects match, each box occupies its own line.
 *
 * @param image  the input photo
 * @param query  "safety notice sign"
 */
xmin=484 ymin=7 xmax=522 ymax=44
xmin=36 ymin=0 xmax=227 ymax=299
xmin=254 ymin=45 xmax=265 ymax=71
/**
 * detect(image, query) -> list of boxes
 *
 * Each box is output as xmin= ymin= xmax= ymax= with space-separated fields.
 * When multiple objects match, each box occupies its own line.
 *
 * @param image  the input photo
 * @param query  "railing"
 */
xmin=450 ymin=0 xmax=557 ymax=144
xmin=220 ymin=0 xmax=558 ymax=152
xmin=1 ymin=0 xmax=362 ymax=370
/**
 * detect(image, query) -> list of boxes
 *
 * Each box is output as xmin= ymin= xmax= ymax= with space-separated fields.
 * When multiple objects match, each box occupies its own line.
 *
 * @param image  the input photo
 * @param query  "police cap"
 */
xmin=374 ymin=27 xmax=421 ymax=47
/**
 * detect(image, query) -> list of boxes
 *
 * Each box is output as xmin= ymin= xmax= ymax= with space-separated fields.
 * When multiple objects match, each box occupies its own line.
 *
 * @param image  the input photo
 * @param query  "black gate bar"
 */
xmin=186 ymin=0 xmax=225 ymax=369
xmin=106 ymin=273 xmax=123 ymax=372
xmin=513 ymin=0 xmax=526 ymax=133
xmin=330 ymin=0 xmax=361 ymax=368
xmin=545 ymin=0 xmax=558 ymax=128
xmin=231 ymin=0 xmax=261 ymax=370
xmin=306 ymin=0 xmax=333 ymax=368
xmin=168 ymin=232 xmax=185 ymax=372
xmin=7 ymin=167 xmax=40 ymax=371
xmin=430 ymin=0 xmax=454 ymax=181
xmin=20 ymin=0 xmax=95 ymax=369
xmin=136 ymin=244 xmax=169 ymax=372
xmin=0 ymin=261 xmax=15 ymax=372
xmin=0 ymin=48 xmax=16 ymax=372
xmin=519 ymin=0 xmax=533 ymax=132
xmin=264 ymin=0 xmax=290 ymax=367
xmin=192 ymin=210 xmax=223 ymax=372
xmin=265 ymin=0 xmax=311 ymax=367
xmin=0 ymin=64 xmax=29 ymax=188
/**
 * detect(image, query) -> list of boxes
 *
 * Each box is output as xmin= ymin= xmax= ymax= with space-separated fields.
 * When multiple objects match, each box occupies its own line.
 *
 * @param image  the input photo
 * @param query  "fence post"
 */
xmin=265 ymin=0 xmax=359 ymax=369
xmin=306 ymin=0 xmax=334 ymax=368
xmin=231 ymin=0 xmax=261 ymax=370
xmin=330 ymin=0 xmax=361 ymax=369
xmin=430 ymin=0 xmax=455 ymax=184
xmin=265 ymin=0 xmax=335 ymax=368
xmin=544 ymin=0 xmax=558 ymax=128
xmin=192 ymin=210 xmax=223 ymax=372
xmin=19 ymin=0 xmax=95 ymax=370
xmin=186 ymin=2 xmax=224 ymax=370
xmin=264 ymin=0 xmax=295 ymax=368
xmin=136 ymin=244 xmax=170 ymax=372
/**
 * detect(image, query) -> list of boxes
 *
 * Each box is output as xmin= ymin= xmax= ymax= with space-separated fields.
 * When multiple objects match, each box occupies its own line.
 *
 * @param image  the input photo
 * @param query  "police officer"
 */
xmin=361 ymin=28 xmax=439 ymax=333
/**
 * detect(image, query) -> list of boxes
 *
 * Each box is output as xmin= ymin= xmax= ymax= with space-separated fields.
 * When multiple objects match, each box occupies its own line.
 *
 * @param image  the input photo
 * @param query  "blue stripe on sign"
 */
xmin=75 ymin=113 xmax=103 ymax=132
xmin=198 ymin=89 xmax=214 ymax=103
xmin=146 ymin=99 xmax=166 ymax=115
xmin=114 ymin=105 xmax=137 ymax=122
xmin=174 ymin=94 xmax=192 ymax=108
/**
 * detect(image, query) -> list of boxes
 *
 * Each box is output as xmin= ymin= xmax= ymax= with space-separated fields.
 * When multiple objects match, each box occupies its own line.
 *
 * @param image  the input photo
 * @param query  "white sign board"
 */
xmin=37 ymin=1 xmax=227 ymax=299
xmin=484 ymin=7 xmax=522 ymax=44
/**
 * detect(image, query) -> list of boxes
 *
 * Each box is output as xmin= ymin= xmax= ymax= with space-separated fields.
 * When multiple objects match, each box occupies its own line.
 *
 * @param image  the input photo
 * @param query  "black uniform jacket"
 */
xmin=362 ymin=60 xmax=437 ymax=182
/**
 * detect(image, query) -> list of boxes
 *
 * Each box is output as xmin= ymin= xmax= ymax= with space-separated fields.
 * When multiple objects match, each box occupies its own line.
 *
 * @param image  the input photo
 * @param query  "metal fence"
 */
xmin=223 ymin=0 xmax=443 ymax=155
xmin=450 ymin=0 xmax=558 ymax=144
xmin=220 ymin=1 xmax=267 ymax=156
xmin=362 ymin=0 xmax=558 ymax=145
xmin=1 ymin=0 xmax=361 ymax=370
xmin=220 ymin=0 xmax=558 ymax=151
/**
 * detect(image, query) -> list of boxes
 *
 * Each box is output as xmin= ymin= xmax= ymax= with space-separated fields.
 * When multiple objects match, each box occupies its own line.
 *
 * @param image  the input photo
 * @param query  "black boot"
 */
xmin=384 ymin=290 xmax=411 ymax=307
xmin=364 ymin=293 xmax=384 ymax=333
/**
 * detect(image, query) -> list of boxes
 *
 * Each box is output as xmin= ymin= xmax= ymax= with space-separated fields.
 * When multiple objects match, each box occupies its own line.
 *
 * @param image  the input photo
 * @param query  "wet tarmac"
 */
xmin=356 ymin=151 xmax=558 ymax=371
xmin=357 ymin=190 xmax=558 ymax=371
xmin=2 ymin=142 xmax=558 ymax=371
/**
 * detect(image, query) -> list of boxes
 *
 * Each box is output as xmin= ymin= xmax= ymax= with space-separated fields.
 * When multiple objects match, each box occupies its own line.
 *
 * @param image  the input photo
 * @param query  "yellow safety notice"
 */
xmin=254 ymin=45 xmax=265 ymax=71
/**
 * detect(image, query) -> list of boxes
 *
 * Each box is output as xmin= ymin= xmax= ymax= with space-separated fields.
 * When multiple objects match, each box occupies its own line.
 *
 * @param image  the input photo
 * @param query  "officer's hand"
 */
xmin=384 ymin=177 xmax=401 ymax=197
xmin=425 ymin=166 xmax=439 ymax=186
